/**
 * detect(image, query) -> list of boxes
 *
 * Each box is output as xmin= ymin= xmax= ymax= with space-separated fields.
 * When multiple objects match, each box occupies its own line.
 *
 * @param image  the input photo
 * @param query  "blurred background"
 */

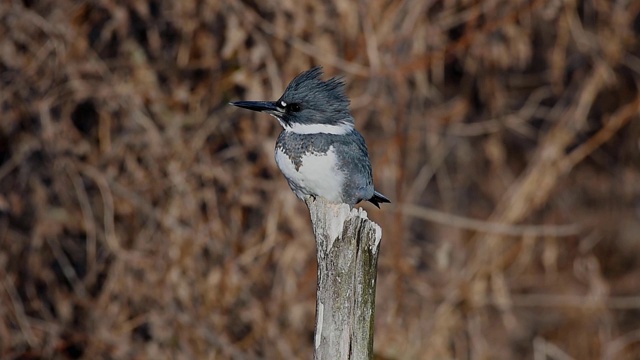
xmin=1 ymin=0 xmax=640 ymax=359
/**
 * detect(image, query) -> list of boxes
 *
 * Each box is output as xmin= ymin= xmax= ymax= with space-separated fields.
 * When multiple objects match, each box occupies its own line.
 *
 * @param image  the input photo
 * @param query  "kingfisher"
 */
xmin=230 ymin=67 xmax=390 ymax=208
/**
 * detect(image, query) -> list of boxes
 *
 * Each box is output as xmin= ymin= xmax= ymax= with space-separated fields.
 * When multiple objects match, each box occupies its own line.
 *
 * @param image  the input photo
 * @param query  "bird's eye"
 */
xmin=288 ymin=103 xmax=302 ymax=112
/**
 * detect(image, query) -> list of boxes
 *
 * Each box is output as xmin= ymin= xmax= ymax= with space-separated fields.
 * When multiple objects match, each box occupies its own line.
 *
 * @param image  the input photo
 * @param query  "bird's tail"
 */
xmin=368 ymin=190 xmax=391 ymax=208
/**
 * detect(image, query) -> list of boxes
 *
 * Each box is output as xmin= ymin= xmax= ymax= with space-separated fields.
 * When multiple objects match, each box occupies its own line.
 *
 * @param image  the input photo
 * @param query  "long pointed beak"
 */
xmin=229 ymin=101 xmax=280 ymax=113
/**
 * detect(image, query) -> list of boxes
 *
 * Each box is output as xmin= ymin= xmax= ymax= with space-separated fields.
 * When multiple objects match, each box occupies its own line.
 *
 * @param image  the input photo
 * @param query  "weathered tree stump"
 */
xmin=305 ymin=197 xmax=382 ymax=360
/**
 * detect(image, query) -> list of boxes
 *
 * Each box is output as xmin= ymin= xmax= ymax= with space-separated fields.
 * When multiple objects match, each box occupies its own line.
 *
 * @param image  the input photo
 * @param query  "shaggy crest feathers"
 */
xmin=278 ymin=67 xmax=352 ymax=124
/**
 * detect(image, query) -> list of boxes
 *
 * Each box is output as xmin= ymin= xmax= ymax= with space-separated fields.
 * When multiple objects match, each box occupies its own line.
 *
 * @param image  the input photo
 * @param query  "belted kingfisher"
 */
xmin=230 ymin=67 xmax=390 ymax=208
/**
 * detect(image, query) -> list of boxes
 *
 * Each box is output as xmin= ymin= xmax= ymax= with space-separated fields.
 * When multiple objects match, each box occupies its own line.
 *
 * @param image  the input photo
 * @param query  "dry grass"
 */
xmin=1 ymin=0 xmax=640 ymax=359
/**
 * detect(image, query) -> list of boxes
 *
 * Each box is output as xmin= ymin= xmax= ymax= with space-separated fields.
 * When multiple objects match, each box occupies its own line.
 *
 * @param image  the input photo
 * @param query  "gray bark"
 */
xmin=305 ymin=197 xmax=382 ymax=360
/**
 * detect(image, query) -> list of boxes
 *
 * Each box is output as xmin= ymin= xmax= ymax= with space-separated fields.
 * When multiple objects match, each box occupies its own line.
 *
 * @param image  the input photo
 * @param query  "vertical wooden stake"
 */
xmin=305 ymin=197 xmax=382 ymax=360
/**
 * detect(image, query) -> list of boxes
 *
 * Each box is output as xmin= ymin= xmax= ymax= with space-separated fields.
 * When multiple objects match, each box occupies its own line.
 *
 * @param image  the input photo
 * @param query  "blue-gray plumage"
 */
xmin=230 ymin=67 xmax=390 ymax=208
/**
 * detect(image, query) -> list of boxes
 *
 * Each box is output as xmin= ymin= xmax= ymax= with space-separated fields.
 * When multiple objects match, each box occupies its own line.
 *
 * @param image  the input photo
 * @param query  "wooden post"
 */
xmin=305 ymin=197 xmax=382 ymax=360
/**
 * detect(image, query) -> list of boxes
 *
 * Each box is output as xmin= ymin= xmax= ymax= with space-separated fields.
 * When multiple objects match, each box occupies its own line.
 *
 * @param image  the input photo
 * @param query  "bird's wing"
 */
xmin=332 ymin=130 xmax=374 ymax=204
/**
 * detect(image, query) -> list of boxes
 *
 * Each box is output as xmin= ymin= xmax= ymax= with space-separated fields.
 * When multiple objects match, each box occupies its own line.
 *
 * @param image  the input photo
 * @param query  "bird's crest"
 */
xmin=282 ymin=67 xmax=350 ymax=110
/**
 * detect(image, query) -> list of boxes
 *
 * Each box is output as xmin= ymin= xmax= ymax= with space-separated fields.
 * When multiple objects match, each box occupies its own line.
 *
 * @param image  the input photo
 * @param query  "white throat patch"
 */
xmin=285 ymin=122 xmax=353 ymax=135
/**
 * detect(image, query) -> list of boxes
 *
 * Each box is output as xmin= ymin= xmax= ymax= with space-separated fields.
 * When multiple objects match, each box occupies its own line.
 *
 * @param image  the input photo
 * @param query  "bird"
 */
xmin=230 ymin=67 xmax=390 ymax=208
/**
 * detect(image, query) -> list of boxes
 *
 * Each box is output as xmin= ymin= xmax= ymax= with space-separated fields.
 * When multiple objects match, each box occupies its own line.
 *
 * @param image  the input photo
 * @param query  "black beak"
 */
xmin=229 ymin=101 xmax=280 ymax=113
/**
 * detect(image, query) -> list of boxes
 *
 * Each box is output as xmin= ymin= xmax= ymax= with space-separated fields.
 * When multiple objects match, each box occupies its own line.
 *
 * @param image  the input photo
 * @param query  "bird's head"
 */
xmin=231 ymin=67 xmax=355 ymax=134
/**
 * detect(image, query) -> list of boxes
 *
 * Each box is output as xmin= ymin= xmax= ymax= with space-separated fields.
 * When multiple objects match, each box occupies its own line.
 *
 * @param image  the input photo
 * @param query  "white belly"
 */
xmin=275 ymin=146 xmax=344 ymax=203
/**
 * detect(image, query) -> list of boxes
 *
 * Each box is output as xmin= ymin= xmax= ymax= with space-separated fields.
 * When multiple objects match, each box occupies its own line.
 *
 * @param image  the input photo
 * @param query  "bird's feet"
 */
xmin=304 ymin=195 xmax=317 ymax=206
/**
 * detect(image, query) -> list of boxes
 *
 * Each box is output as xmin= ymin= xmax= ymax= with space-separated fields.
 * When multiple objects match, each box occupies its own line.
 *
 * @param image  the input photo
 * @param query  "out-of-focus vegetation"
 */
xmin=1 ymin=0 xmax=639 ymax=359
